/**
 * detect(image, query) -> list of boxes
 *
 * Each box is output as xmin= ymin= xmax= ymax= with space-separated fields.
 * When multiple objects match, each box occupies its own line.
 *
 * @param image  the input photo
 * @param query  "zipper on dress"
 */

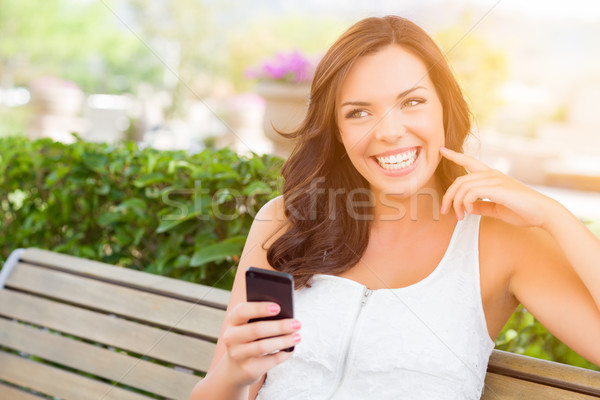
xmin=326 ymin=286 xmax=372 ymax=399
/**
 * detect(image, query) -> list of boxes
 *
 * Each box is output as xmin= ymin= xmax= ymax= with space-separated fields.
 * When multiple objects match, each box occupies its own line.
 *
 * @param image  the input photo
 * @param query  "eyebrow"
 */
xmin=340 ymin=85 xmax=427 ymax=107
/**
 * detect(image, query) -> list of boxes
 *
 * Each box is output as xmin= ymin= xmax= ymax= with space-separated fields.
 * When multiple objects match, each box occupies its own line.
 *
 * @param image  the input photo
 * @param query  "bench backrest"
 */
xmin=0 ymin=248 xmax=229 ymax=400
xmin=1 ymin=248 xmax=599 ymax=399
xmin=484 ymin=349 xmax=600 ymax=399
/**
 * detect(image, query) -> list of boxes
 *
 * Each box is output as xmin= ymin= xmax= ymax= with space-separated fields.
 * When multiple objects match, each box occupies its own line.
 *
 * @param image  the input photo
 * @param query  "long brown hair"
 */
xmin=267 ymin=15 xmax=471 ymax=289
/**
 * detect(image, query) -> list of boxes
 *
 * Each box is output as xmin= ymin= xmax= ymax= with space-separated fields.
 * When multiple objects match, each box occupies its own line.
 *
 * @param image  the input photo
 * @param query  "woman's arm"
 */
xmin=190 ymin=196 xmax=300 ymax=400
xmin=541 ymin=200 xmax=600 ymax=310
xmin=507 ymin=219 xmax=600 ymax=366
xmin=439 ymin=146 xmax=600 ymax=366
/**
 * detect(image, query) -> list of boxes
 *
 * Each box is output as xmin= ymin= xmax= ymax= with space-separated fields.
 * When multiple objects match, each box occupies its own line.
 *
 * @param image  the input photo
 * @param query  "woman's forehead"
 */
xmin=338 ymin=45 xmax=434 ymax=102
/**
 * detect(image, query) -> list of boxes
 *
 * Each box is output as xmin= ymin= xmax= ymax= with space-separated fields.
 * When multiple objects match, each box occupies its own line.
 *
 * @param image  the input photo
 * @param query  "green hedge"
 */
xmin=0 ymin=136 xmax=597 ymax=370
xmin=0 ymin=136 xmax=282 ymax=289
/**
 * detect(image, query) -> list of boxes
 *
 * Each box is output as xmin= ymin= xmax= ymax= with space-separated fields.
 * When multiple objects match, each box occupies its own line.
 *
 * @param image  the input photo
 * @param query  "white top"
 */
xmin=256 ymin=213 xmax=495 ymax=400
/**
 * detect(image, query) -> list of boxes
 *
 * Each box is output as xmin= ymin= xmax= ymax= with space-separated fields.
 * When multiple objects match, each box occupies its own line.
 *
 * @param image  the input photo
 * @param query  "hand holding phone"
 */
xmin=245 ymin=267 xmax=295 ymax=351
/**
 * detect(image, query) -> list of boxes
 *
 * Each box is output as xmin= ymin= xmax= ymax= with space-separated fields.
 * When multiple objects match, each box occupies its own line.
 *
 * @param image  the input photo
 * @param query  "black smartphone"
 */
xmin=245 ymin=267 xmax=295 ymax=352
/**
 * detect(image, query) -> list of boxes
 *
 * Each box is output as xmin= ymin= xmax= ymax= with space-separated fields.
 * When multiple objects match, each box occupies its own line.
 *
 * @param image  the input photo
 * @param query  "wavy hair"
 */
xmin=267 ymin=15 xmax=471 ymax=289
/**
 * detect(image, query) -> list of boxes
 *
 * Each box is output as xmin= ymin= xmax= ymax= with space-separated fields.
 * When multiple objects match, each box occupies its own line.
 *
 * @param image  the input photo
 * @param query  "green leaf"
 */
xmin=82 ymin=153 xmax=108 ymax=174
xmin=243 ymin=180 xmax=272 ymax=196
xmin=173 ymin=254 xmax=190 ymax=268
xmin=98 ymin=211 xmax=124 ymax=226
xmin=190 ymin=236 xmax=246 ymax=266
xmin=155 ymin=218 xmax=186 ymax=234
xmin=115 ymin=198 xmax=148 ymax=216
xmin=134 ymin=172 xmax=165 ymax=188
xmin=95 ymin=182 xmax=111 ymax=195
xmin=132 ymin=227 xmax=146 ymax=246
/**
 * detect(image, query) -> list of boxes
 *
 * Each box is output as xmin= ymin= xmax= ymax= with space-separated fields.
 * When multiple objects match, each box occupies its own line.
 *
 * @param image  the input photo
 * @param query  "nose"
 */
xmin=374 ymin=108 xmax=405 ymax=143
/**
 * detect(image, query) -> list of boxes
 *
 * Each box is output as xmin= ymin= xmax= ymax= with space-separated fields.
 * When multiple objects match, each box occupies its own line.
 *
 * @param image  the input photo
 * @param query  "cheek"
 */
xmin=339 ymin=127 xmax=366 ymax=154
xmin=421 ymin=113 xmax=445 ymax=144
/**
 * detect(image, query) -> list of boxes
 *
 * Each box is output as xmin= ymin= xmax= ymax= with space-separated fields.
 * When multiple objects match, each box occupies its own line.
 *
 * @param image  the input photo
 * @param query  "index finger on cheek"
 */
xmin=439 ymin=146 xmax=466 ymax=163
xmin=439 ymin=146 xmax=487 ymax=173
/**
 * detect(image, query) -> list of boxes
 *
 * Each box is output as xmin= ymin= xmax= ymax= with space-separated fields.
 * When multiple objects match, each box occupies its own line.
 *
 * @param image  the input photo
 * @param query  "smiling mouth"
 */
xmin=373 ymin=148 xmax=419 ymax=171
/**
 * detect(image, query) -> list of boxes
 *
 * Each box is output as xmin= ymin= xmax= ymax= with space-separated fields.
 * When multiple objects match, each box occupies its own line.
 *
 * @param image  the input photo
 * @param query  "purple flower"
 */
xmin=246 ymin=50 xmax=318 ymax=84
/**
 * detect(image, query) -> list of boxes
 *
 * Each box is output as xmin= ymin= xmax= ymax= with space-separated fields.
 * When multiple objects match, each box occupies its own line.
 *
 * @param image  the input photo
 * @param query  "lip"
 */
xmin=370 ymin=146 xmax=421 ymax=177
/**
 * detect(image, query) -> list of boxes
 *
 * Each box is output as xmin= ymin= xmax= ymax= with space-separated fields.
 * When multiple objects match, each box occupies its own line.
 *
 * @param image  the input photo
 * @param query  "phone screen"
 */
xmin=245 ymin=267 xmax=295 ymax=351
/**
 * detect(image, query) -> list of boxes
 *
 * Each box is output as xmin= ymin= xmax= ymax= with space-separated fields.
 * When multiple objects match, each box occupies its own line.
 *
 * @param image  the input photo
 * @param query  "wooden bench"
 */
xmin=1 ymin=248 xmax=599 ymax=399
xmin=0 ymin=248 xmax=230 ymax=400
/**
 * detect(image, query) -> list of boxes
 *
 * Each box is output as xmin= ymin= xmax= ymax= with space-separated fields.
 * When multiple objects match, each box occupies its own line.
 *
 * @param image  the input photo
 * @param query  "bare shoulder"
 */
xmin=254 ymin=194 xmax=286 ymax=221
xmin=234 ymin=195 xmax=290 ymax=292
xmin=479 ymin=215 xmax=557 ymax=276
xmin=250 ymin=195 xmax=289 ymax=250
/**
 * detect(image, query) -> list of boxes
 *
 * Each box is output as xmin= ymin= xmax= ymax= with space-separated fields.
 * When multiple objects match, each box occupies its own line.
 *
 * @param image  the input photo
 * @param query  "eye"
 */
xmin=344 ymin=109 xmax=369 ymax=119
xmin=403 ymin=98 xmax=425 ymax=108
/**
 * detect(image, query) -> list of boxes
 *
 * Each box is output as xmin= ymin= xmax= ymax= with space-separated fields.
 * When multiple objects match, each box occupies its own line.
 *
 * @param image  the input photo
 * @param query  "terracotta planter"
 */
xmin=30 ymin=84 xmax=84 ymax=117
xmin=28 ymin=79 xmax=85 ymax=143
xmin=256 ymin=82 xmax=310 ymax=158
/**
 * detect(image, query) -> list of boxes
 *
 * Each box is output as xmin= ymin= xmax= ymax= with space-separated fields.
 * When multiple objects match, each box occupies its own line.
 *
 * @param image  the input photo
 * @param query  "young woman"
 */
xmin=191 ymin=15 xmax=600 ymax=399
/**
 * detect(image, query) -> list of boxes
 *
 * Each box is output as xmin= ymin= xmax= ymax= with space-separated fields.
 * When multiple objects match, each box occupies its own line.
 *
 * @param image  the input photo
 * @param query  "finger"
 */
xmin=441 ymin=172 xmax=492 ymax=214
xmin=451 ymin=176 xmax=501 ymax=218
xmin=229 ymin=332 xmax=301 ymax=360
xmin=228 ymin=318 xmax=301 ymax=344
xmin=455 ymin=183 xmax=505 ymax=218
xmin=469 ymin=200 xmax=497 ymax=216
xmin=227 ymin=301 xmax=281 ymax=326
xmin=439 ymin=146 xmax=490 ymax=173
xmin=462 ymin=189 xmax=493 ymax=216
xmin=247 ymin=345 xmax=295 ymax=374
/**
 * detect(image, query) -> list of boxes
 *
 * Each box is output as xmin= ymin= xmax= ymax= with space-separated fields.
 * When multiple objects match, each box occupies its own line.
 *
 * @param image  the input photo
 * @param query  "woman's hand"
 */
xmin=220 ymin=301 xmax=301 ymax=387
xmin=439 ymin=146 xmax=560 ymax=229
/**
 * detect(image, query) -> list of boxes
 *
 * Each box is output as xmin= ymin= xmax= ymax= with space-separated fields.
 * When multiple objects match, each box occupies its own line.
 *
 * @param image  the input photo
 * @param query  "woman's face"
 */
xmin=336 ymin=45 xmax=445 ymax=199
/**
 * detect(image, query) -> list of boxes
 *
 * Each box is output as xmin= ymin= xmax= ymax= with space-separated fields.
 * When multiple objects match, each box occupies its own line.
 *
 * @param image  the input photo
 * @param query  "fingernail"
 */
xmin=293 ymin=333 xmax=302 ymax=343
xmin=291 ymin=320 xmax=301 ymax=330
xmin=269 ymin=304 xmax=280 ymax=314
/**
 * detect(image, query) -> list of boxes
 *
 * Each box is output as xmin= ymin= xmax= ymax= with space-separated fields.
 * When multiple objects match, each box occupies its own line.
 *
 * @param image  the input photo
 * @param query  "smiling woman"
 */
xmin=190 ymin=15 xmax=600 ymax=400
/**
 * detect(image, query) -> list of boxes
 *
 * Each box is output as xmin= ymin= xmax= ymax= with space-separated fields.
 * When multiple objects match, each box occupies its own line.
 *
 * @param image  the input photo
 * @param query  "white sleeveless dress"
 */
xmin=256 ymin=214 xmax=496 ymax=400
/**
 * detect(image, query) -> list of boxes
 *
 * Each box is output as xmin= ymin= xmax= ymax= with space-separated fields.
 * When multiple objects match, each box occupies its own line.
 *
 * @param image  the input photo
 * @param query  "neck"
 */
xmin=370 ymin=179 xmax=445 ymax=232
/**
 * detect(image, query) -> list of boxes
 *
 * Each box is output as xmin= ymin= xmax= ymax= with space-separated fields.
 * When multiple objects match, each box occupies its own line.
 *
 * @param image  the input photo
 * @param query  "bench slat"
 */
xmin=0 ymin=351 xmax=151 ymax=400
xmin=0 ymin=289 xmax=216 ymax=372
xmin=482 ymin=372 xmax=600 ymax=399
xmin=488 ymin=349 xmax=600 ymax=396
xmin=6 ymin=263 xmax=224 ymax=339
xmin=0 ymin=383 xmax=45 ymax=400
xmin=19 ymin=248 xmax=230 ymax=308
xmin=0 ymin=319 xmax=199 ymax=400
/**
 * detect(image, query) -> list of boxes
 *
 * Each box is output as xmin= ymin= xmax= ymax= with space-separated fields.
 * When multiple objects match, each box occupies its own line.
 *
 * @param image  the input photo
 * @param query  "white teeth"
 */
xmin=375 ymin=149 xmax=418 ymax=171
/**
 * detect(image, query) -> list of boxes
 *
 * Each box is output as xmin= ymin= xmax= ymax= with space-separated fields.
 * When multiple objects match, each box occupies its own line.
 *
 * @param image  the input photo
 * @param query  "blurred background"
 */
xmin=1 ymin=0 xmax=600 ymax=217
